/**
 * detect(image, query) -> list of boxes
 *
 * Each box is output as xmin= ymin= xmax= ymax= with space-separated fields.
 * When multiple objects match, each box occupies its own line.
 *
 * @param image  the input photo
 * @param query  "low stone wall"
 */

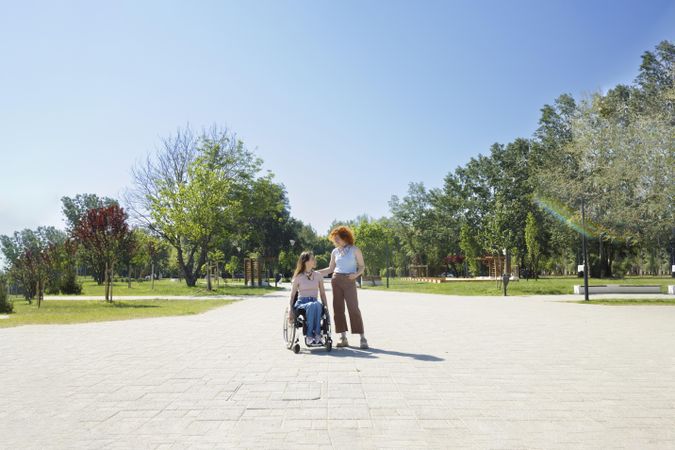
xmin=574 ymin=285 xmax=662 ymax=295
xmin=400 ymin=277 xmax=447 ymax=284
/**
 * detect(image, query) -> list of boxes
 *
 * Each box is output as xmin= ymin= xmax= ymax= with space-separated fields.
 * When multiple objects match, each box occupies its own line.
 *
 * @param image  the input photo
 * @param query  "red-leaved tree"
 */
xmin=73 ymin=205 xmax=131 ymax=301
xmin=16 ymin=246 xmax=50 ymax=307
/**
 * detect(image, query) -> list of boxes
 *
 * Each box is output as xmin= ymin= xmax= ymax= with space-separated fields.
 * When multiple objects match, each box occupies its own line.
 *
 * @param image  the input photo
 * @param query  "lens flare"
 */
xmin=534 ymin=196 xmax=599 ymax=238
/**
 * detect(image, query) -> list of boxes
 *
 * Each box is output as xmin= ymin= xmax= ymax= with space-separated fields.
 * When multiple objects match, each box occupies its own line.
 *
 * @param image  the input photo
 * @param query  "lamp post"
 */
xmin=581 ymin=198 xmax=589 ymax=301
xmin=501 ymin=248 xmax=509 ymax=296
xmin=385 ymin=241 xmax=390 ymax=289
xmin=670 ymin=227 xmax=675 ymax=278
xmin=234 ymin=244 xmax=241 ymax=283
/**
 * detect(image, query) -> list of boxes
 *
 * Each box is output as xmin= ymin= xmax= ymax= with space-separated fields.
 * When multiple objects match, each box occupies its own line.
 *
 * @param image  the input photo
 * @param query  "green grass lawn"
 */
xmin=361 ymin=276 xmax=673 ymax=296
xmin=0 ymin=299 xmax=235 ymax=328
xmin=50 ymin=277 xmax=281 ymax=297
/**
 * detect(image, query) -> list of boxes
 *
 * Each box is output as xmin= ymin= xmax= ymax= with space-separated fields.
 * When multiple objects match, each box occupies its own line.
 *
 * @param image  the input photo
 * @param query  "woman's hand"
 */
xmin=348 ymin=273 xmax=359 ymax=280
xmin=288 ymin=311 xmax=294 ymax=322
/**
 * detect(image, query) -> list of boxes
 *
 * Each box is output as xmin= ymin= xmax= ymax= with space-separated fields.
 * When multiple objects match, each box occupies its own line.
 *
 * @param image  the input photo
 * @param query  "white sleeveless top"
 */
xmin=333 ymin=245 xmax=357 ymax=273
xmin=294 ymin=270 xmax=322 ymax=298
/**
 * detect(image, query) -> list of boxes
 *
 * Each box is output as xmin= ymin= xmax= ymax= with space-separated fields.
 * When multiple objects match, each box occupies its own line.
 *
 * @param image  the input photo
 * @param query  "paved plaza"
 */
xmin=2 ymin=284 xmax=675 ymax=449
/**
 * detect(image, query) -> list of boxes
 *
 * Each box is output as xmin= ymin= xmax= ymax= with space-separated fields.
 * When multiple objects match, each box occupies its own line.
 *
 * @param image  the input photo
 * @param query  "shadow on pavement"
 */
xmin=310 ymin=346 xmax=444 ymax=362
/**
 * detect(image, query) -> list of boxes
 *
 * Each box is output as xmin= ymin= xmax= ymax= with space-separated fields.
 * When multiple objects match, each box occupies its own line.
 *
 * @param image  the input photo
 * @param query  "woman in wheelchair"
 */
xmin=288 ymin=251 xmax=328 ymax=345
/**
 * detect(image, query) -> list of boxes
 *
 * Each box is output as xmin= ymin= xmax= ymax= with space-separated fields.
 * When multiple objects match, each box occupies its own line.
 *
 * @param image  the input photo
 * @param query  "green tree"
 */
xmin=537 ymin=84 xmax=673 ymax=276
xmin=225 ymin=255 xmax=240 ymax=280
xmin=459 ymin=223 xmax=481 ymax=276
xmin=237 ymin=175 xmax=295 ymax=269
xmin=1 ymin=227 xmax=66 ymax=304
xmin=61 ymin=194 xmax=119 ymax=231
xmin=129 ymin=126 xmax=262 ymax=287
xmin=0 ymin=272 xmax=13 ymax=313
xmin=129 ymin=229 xmax=171 ymax=285
xmin=278 ymin=250 xmax=297 ymax=277
xmin=524 ymin=212 xmax=541 ymax=279
xmin=389 ymin=182 xmax=452 ymax=274
xmin=353 ymin=218 xmax=394 ymax=279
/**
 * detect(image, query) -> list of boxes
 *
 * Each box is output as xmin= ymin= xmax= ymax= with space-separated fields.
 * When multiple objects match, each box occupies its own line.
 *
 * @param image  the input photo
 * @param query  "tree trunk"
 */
xmin=104 ymin=261 xmax=109 ymax=301
xmin=174 ymin=242 xmax=209 ymax=288
xmin=93 ymin=260 xmax=106 ymax=285
xmin=186 ymin=273 xmax=197 ymax=287
xmin=598 ymin=235 xmax=607 ymax=278
xmin=128 ymin=263 xmax=132 ymax=288
xmin=182 ymin=263 xmax=197 ymax=287
xmin=176 ymin=246 xmax=189 ymax=285
xmin=207 ymin=260 xmax=212 ymax=291
xmin=151 ymin=261 xmax=155 ymax=290
xmin=177 ymin=246 xmax=199 ymax=287
xmin=109 ymin=263 xmax=114 ymax=302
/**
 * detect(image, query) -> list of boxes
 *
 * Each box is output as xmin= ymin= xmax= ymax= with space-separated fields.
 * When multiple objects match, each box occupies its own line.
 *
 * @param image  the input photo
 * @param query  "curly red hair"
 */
xmin=329 ymin=225 xmax=355 ymax=246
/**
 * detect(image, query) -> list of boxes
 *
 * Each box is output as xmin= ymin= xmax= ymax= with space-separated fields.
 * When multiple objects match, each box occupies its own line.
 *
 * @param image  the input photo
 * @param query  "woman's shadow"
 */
xmin=311 ymin=346 xmax=444 ymax=361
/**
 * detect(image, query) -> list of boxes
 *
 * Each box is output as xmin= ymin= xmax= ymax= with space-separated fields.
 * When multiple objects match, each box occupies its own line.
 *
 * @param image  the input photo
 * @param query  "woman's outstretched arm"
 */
xmin=318 ymin=276 xmax=328 ymax=306
xmin=288 ymin=279 xmax=299 ymax=320
xmin=316 ymin=251 xmax=336 ymax=277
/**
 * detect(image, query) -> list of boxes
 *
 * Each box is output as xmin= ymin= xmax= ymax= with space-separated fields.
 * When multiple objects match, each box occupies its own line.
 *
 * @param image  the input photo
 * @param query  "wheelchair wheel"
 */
xmin=283 ymin=307 xmax=296 ymax=350
xmin=326 ymin=339 xmax=332 ymax=352
xmin=293 ymin=343 xmax=300 ymax=354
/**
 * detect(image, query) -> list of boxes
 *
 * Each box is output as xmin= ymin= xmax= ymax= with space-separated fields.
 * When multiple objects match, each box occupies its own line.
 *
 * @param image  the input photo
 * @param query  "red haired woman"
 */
xmin=318 ymin=226 xmax=368 ymax=349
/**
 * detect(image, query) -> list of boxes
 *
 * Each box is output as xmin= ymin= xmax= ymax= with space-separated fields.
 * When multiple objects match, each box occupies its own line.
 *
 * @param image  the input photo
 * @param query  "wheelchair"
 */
xmin=283 ymin=302 xmax=333 ymax=353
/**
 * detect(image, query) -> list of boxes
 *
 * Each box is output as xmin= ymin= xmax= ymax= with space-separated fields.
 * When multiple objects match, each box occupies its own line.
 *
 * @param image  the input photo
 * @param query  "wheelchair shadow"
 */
xmin=311 ymin=346 xmax=444 ymax=362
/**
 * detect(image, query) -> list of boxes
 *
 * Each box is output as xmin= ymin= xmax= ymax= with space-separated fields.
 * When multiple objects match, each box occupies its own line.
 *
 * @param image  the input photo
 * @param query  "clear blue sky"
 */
xmin=1 ymin=0 xmax=673 ymax=239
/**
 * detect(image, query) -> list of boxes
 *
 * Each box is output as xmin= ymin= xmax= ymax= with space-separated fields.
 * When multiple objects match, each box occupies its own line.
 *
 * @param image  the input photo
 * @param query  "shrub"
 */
xmin=59 ymin=271 xmax=83 ymax=295
xmin=0 ymin=275 xmax=14 ymax=314
xmin=46 ymin=284 xmax=61 ymax=295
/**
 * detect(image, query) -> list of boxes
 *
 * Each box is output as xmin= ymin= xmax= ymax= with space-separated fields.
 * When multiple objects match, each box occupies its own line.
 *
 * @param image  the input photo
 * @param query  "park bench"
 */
xmin=573 ymin=285 xmax=662 ymax=295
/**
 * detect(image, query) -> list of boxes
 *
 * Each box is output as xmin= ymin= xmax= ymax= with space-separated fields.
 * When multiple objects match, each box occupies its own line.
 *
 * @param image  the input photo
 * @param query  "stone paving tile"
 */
xmin=2 ymin=286 xmax=675 ymax=448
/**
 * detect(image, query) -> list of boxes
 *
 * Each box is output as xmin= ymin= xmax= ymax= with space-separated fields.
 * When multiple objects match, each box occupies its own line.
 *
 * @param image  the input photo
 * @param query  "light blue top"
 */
xmin=333 ymin=245 xmax=357 ymax=274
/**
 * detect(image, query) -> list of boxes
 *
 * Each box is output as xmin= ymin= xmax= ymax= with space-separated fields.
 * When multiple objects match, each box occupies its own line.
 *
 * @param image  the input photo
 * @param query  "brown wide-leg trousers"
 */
xmin=331 ymin=273 xmax=364 ymax=334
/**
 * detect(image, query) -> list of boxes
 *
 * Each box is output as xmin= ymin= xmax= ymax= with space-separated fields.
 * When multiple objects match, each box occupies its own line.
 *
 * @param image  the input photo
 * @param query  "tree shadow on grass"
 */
xmin=310 ymin=346 xmax=444 ymax=362
xmin=111 ymin=303 xmax=160 ymax=309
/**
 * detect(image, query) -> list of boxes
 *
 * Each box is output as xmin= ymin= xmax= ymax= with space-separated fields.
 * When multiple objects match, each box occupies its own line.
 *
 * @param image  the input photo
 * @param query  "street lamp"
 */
xmin=501 ymin=248 xmax=509 ymax=297
xmin=385 ymin=241 xmax=390 ymax=288
xmin=289 ymin=239 xmax=295 ymax=248
xmin=581 ymin=198 xmax=590 ymax=301
xmin=233 ymin=244 xmax=241 ymax=282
